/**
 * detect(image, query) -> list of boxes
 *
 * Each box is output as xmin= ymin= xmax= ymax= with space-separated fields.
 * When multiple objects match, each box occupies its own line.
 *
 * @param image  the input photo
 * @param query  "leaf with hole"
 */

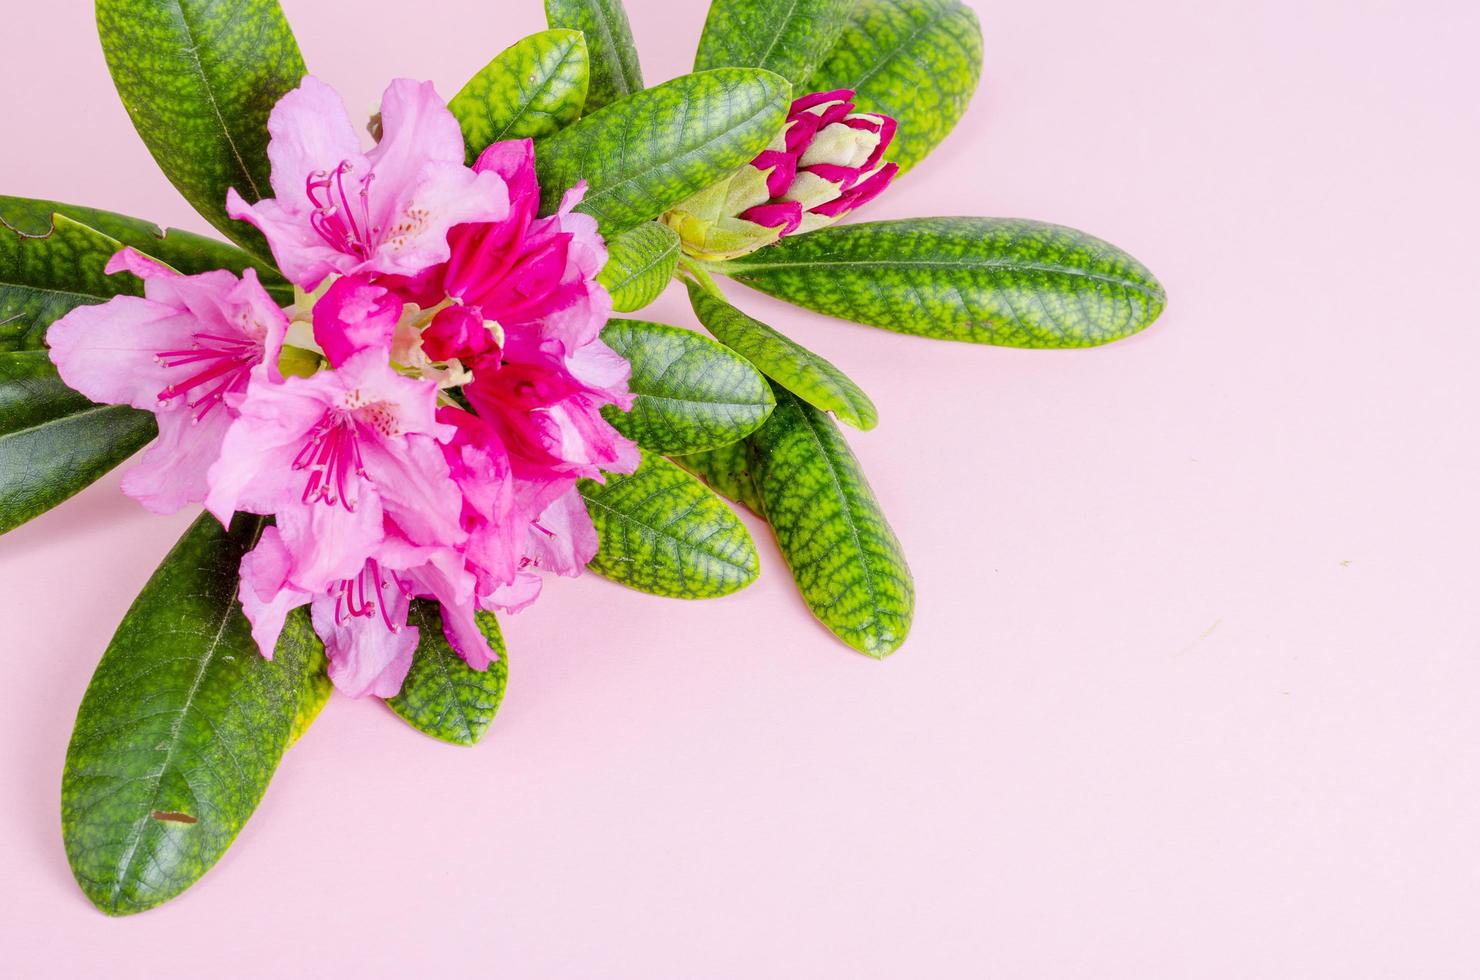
xmin=600 ymin=318 xmax=774 ymax=454
xmin=387 ymin=602 xmax=509 ymax=747
xmin=450 ymin=29 xmax=589 ymax=159
xmin=716 ymin=217 xmax=1167 ymax=348
xmin=598 ymin=221 xmax=680 ymax=311
xmin=581 ymin=452 xmax=759 ymax=598
xmin=694 ymin=0 xmax=858 ymax=87
xmin=62 ymin=514 xmax=327 ymax=915
xmin=686 ymin=279 xmax=876 ymax=429
xmin=750 ymin=385 xmax=913 ymax=656
xmin=806 ymin=0 xmax=982 ymax=175
xmin=0 ymin=352 xmax=155 ymax=535
xmin=96 ymin=0 xmax=307 ymax=257
xmin=544 ymin=0 xmax=644 ymax=113
xmin=534 ymin=68 xmax=792 ymax=237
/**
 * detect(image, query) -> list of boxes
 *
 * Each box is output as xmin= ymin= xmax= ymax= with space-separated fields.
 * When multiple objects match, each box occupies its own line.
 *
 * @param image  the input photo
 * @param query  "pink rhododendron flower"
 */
xmin=663 ymin=89 xmax=899 ymax=260
xmin=206 ymin=347 xmax=463 ymax=593
xmin=46 ymin=248 xmax=287 ymax=513
xmin=227 ymin=76 xmax=509 ymax=288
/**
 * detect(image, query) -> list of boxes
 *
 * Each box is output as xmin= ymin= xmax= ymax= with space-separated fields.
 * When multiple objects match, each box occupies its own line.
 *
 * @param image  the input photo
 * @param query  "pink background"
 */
xmin=2 ymin=1 xmax=1478 ymax=976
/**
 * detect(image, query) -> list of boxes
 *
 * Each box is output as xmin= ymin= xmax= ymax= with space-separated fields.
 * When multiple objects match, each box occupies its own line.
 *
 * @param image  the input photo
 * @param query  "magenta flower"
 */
xmin=46 ymin=248 xmax=287 ymax=514
xmin=383 ymin=139 xmax=611 ymax=354
xmin=227 ymin=76 xmax=509 ymax=289
xmin=205 ymin=347 xmax=464 ymax=594
xmin=663 ymin=89 xmax=899 ymax=260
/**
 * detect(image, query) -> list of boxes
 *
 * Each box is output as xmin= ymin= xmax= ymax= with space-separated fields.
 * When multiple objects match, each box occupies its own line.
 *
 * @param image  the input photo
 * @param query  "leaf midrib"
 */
xmin=580 ymin=491 xmax=752 ymax=574
xmin=727 ymin=255 xmax=1163 ymax=298
xmin=489 ymin=35 xmax=586 ymax=143
xmin=164 ymin=0 xmax=262 ymax=201
xmin=107 ymin=558 xmax=242 ymax=908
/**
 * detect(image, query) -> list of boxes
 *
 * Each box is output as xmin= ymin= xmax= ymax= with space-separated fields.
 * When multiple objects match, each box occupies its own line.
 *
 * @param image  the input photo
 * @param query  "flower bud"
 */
xmin=422 ymin=305 xmax=503 ymax=366
xmin=311 ymin=275 xmax=401 ymax=367
xmin=663 ymin=89 xmax=899 ymax=261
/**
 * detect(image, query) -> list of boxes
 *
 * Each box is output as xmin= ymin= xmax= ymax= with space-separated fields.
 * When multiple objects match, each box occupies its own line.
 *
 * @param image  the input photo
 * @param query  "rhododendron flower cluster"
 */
xmin=48 ymin=77 xmax=636 ymax=698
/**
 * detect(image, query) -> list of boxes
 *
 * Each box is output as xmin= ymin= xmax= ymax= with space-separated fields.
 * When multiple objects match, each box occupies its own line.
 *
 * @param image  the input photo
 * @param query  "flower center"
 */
xmin=154 ymin=332 xmax=262 ymax=421
xmin=306 ymin=161 xmax=378 ymax=259
xmin=332 ymin=558 xmax=407 ymax=632
xmin=291 ymin=411 xmax=366 ymax=511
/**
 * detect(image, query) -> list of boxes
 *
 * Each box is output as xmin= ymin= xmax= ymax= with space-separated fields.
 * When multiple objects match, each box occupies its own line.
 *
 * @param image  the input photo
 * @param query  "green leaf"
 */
xmin=0 ymin=352 xmax=155 ymax=535
xmin=807 ymin=0 xmax=982 ymax=174
xmin=716 ymin=217 xmax=1167 ymax=348
xmin=600 ymin=318 xmax=774 ymax=455
xmin=1 ymin=207 xmax=141 ymax=352
xmin=598 ymin=221 xmax=680 ymax=312
xmin=671 ymin=440 xmax=764 ymax=516
xmin=750 ymin=385 xmax=913 ymax=657
xmin=694 ymin=0 xmax=858 ymax=88
xmin=387 ymin=602 xmax=509 ymax=746
xmin=450 ymin=30 xmax=589 ymax=158
xmin=62 ymin=514 xmax=327 ymax=916
xmin=686 ymin=279 xmax=877 ymax=430
xmin=581 ymin=452 xmax=759 ymax=598
xmin=544 ymin=0 xmax=644 ymax=113
xmin=535 ymin=68 xmax=792 ymax=237
xmin=96 ymin=0 xmax=307 ymax=256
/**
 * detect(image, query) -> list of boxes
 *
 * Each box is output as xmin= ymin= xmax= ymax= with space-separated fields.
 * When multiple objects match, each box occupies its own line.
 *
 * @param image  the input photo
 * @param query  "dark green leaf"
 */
xmin=716 ymin=217 xmax=1167 ymax=348
xmin=62 ymin=514 xmax=327 ymax=916
xmin=535 ymin=68 xmax=792 ymax=237
xmin=695 ymin=0 xmax=858 ymax=88
xmin=671 ymin=440 xmax=764 ymax=516
xmin=1 ymin=196 xmax=287 ymax=300
xmin=96 ymin=0 xmax=307 ymax=256
xmin=600 ymin=318 xmax=774 ymax=454
xmin=1 ymin=204 xmax=143 ymax=352
xmin=686 ymin=279 xmax=877 ymax=429
xmin=450 ymin=30 xmax=589 ymax=158
xmin=387 ymin=602 xmax=509 ymax=747
xmin=0 ymin=352 xmax=155 ymax=535
xmin=581 ymin=452 xmax=759 ymax=598
xmin=807 ymin=0 xmax=982 ymax=174
xmin=544 ymin=0 xmax=644 ymax=113
xmin=598 ymin=221 xmax=680 ymax=312
xmin=750 ymin=385 xmax=913 ymax=656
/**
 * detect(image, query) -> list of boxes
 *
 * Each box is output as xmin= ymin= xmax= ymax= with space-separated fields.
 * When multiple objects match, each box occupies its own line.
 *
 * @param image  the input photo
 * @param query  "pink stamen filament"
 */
xmin=155 ymin=333 xmax=261 ymax=420
xmin=306 ymin=162 xmax=377 ymax=259
xmin=291 ymin=412 xmax=367 ymax=511
xmin=333 ymin=558 xmax=403 ymax=632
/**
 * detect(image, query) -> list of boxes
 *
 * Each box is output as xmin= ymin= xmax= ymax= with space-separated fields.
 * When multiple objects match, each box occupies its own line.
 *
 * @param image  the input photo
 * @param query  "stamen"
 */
xmin=154 ymin=332 xmax=261 ymax=418
xmin=305 ymin=162 xmax=378 ymax=259
xmin=331 ymin=559 xmax=404 ymax=632
xmin=292 ymin=412 xmax=363 ymax=511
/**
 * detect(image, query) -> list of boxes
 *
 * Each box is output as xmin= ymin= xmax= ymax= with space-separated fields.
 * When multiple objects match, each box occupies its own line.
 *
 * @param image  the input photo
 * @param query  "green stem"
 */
xmin=679 ymin=257 xmax=726 ymax=299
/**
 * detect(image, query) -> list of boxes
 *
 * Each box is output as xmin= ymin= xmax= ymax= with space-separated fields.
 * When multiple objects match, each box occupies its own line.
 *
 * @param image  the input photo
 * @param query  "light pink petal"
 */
xmin=368 ymin=163 xmax=508 ymax=278
xmin=334 ymin=348 xmax=452 ymax=440
xmin=121 ymin=405 xmax=233 ymax=514
xmin=527 ymin=489 xmax=599 ymax=577
xmin=277 ymin=492 xmax=387 ymax=594
xmin=47 ymin=297 xmax=199 ymax=410
xmin=311 ymin=590 xmax=417 ymax=699
xmin=227 ymin=190 xmax=349 ymax=289
xmin=486 ymin=571 xmax=542 ymax=613
xmin=263 ymin=76 xmax=366 ymax=205
xmin=360 ymin=433 xmax=464 ymax=549
xmin=407 ymin=551 xmax=497 ymax=670
xmin=566 ymin=337 xmax=633 ymax=409
xmin=238 ymin=526 xmax=311 ymax=659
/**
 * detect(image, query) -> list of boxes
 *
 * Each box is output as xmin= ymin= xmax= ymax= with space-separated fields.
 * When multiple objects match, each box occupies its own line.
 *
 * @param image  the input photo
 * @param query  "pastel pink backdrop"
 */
xmin=2 ymin=1 xmax=1477 ymax=976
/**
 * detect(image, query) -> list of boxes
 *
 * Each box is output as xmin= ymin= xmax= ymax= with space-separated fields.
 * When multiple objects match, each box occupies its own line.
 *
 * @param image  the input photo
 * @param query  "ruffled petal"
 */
xmin=311 ymin=588 xmax=417 ymax=699
xmin=47 ymin=296 xmax=199 ymax=410
xmin=237 ymin=526 xmax=311 ymax=659
xmin=263 ymin=75 xmax=366 ymax=206
xmin=121 ymin=405 xmax=233 ymax=514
